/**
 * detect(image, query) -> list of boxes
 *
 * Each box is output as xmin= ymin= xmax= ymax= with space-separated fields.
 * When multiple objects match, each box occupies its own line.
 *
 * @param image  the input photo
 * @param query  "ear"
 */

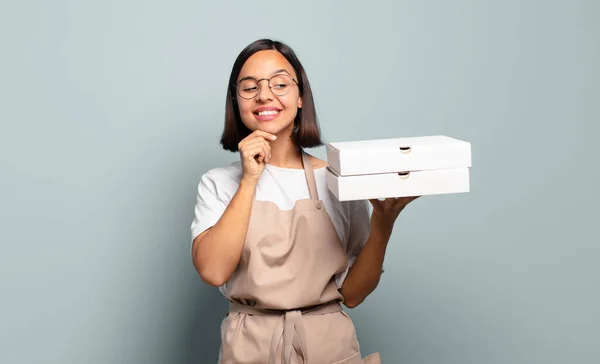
xmin=298 ymin=96 xmax=303 ymax=109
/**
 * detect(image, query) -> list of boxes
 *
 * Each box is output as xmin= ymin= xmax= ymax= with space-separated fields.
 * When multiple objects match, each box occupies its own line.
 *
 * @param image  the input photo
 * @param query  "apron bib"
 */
xmin=219 ymin=151 xmax=381 ymax=364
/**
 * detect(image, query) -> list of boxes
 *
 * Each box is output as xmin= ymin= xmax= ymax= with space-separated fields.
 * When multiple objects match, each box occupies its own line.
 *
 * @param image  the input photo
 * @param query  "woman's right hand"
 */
xmin=237 ymin=130 xmax=277 ymax=184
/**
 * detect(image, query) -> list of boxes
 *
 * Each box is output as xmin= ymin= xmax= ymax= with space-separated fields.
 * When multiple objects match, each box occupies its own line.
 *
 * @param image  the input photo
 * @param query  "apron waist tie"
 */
xmin=229 ymin=301 xmax=343 ymax=364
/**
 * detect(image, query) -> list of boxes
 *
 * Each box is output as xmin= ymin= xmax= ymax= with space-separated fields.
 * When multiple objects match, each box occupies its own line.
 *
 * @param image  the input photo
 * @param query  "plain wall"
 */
xmin=1 ymin=0 xmax=598 ymax=363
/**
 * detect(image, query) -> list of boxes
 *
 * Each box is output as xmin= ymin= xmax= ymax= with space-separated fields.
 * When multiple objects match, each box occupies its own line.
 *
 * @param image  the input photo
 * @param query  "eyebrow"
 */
xmin=237 ymin=69 xmax=293 ymax=83
xmin=270 ymin=68 xmax=291 ymax=77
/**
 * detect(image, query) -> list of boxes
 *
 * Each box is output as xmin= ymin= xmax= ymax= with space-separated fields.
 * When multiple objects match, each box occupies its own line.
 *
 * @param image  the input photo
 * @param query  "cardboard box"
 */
xmin=326 ymin=166 xmax=470 ymax=201
xmin=326 ymin=135 xmax=471 ymax=176
xmin=325 ymin=135 xmax=471 ymax=201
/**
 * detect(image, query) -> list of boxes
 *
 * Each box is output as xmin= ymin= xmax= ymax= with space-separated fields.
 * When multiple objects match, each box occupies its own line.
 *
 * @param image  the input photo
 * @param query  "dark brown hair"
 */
xmin=220 ymin=39 xmax=322 ymax=152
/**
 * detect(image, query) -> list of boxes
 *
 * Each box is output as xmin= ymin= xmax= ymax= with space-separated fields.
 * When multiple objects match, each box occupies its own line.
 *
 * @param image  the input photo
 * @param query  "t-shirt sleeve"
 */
xmin=190 ymin=171 xmax=228 ymax=256
xmin=334 ymin=199 xmax=373 ymax=288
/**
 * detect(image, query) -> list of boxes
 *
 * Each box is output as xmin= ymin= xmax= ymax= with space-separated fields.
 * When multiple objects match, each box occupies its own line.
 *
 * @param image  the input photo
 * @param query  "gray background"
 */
xmin=1 ymin=0 xmax=598 ymax=363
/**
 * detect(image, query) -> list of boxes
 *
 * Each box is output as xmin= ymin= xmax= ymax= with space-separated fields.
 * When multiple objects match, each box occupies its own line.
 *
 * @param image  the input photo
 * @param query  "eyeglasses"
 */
xmin=235 ymin=74 xmax=298 ymax=100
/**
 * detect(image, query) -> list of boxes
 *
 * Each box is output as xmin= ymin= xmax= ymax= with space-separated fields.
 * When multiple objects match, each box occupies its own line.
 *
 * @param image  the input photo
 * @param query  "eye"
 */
xmin=270 ymin=75 xmax=291 ymax=90
xmin=238 ymin=79 xmax=258 ymax=92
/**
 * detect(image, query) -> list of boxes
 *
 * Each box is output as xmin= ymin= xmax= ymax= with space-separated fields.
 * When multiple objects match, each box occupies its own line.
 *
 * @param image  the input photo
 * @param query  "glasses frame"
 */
xmin=234 ymin=74 xmax=298 ymax=100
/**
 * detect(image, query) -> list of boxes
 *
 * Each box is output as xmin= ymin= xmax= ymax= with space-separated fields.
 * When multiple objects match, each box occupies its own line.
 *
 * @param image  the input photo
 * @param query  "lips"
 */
xmin=253 ymin=107 xmax=282 ymax=121
xmin=256 ymin=109 xmax=280 ymax=116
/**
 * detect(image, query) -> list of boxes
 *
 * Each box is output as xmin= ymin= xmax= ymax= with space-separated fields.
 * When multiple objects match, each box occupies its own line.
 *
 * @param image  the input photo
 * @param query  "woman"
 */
xmin=191 ymin=39 xmax=417 ymax=363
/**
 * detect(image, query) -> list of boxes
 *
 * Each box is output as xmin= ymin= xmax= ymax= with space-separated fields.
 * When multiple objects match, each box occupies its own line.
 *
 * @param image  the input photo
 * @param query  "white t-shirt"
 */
xmin=190 ymin=159 xmax=372 ymax=297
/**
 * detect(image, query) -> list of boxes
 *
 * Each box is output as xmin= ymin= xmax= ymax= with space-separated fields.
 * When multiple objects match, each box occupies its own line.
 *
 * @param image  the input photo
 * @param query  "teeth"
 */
xmin=258 ymin=110 xmax=279 ymax=116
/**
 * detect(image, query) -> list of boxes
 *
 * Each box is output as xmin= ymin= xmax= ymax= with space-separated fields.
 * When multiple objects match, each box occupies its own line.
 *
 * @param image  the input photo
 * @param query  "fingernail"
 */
xmin=271 ymin=135 xmax=277 ymax=140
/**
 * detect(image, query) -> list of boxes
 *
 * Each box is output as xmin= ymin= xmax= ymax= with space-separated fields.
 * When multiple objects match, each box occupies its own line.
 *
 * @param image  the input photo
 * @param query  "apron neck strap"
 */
xmin=301 ymin=151 xmax=319 ymax=201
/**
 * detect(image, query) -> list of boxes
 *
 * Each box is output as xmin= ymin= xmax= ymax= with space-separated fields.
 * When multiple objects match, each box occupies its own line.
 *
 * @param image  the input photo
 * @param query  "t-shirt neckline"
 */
xmin=265 ymin=163 xmax=328 ymax=172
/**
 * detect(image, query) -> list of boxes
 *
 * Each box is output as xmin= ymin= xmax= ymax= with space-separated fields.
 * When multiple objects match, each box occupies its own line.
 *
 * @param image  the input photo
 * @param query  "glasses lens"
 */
xmin=238 ymin=79 xmax=258 ymax=99
xmin=269 ymin=75 xmax=292 ymax=96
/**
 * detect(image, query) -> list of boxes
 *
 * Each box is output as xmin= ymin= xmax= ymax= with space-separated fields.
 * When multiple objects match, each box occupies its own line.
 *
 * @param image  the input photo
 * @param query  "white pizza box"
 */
xmin=325 ymin=135 xmax=471 ymax=176
xmin=326 ymin=166 xmax=470 ymax=201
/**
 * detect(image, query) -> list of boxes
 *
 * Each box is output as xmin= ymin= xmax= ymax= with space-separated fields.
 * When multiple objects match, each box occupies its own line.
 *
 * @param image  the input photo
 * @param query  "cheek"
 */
xmin=282 ymin=101 xmax=300 ymax=121
xmin=236 ymin=100 xmax=256 ymax=128
xmin=238 ymin=100 xmax=256 ymax=122
xmin=237 ymin=98 xmax=253 ymax=114
xmin=280 ymin=94 xmax=301 ymax=110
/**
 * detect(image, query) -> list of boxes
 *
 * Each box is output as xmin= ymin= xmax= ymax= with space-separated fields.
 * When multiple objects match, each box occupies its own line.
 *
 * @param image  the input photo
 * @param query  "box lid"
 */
xmin=326 ymin=135 xmax=471 ymax=176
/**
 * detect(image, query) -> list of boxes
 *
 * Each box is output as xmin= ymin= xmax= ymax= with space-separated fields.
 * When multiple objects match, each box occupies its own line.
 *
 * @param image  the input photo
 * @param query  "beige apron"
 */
xmin=218 ymin=151 xmax=381 ymax=364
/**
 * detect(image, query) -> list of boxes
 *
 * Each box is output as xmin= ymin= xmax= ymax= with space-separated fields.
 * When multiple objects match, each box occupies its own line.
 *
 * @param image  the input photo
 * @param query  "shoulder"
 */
xmin=305 ymin=153 xmax=329 ymax=170
xmin=202 ymin=161 xmax=242 ymax=182
xmin=197 ymin=162 xmax=242 ymax=199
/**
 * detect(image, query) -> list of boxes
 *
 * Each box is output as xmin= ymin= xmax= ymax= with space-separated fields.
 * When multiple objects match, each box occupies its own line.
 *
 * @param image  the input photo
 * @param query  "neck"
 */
xmin=267 ymin=133 xmax=303 ymax=169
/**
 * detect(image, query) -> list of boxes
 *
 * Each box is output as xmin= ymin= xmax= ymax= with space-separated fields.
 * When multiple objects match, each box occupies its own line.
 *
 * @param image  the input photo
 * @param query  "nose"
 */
xmin=256 ymin=79 xmax=273 ymax=101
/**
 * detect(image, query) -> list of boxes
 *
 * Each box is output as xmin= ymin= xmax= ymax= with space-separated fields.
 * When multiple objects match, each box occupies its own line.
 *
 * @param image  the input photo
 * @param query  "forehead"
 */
xmin=238 ymin=50 xmax=297 ymax=80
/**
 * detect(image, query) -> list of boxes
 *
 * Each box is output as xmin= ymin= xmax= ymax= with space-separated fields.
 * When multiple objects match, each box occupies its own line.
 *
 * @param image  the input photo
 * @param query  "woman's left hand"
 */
xmin=368 ymin=196 xmax=419 ymax=236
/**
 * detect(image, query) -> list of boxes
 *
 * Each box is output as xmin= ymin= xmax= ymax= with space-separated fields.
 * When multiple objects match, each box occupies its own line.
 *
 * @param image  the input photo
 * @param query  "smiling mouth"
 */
xmin=255 ymin=110 xmax=281 ymax=116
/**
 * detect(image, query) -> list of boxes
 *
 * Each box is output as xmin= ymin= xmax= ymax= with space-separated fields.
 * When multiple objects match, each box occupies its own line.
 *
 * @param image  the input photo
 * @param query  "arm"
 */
xmin=339 ymin=212 xmax=392 ymax=308
xmin=192 ymin=177 xmax=257 ymax=287
xmin=191 ymin=130 xmax=276 ymax=287
xmin=339 ymin=197 xmax=419 ymax=308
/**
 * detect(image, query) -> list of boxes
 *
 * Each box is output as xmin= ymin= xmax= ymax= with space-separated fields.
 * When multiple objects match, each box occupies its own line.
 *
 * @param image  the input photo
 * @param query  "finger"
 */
xmin=250 ymin=130 xmax=278 ymax=141
xmin=241 ymin=139 xmax=266 ymax=153
xmin=392 ymin=197 xmax=406 ymax=207
xmin=368 ymin=199 xmax=382 ymax=210
xmin=405 ymin=196 xmax=420 ymax=203
xmin=255 ymin=146 xmax=266 ymax=162
xmin=244 ymin=145 xmax=266 ymax=162
xmin=239 ymin=137 xmax=263 ymax=151
xmin=245 ymin=140 xmax=271 ymax=163
xmin=255 ymin=144 xmax=268 ymax=164
xmin=382 ymin=198 xmax=396 ymax=208
xmin=392 ymin=196 xmax=418 ymax=208
xmin=241 ymin=139 xmax=269 ymax=157
xmin=238 ymin=132 xmax=274 ymax=150
xmin=261 ymin=142 xmax=271 ymax=163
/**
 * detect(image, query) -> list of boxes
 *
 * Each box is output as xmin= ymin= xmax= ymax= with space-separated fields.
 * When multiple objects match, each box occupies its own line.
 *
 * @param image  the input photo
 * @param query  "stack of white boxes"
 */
xmin=325 ymin=135 xmax=472 ymax=201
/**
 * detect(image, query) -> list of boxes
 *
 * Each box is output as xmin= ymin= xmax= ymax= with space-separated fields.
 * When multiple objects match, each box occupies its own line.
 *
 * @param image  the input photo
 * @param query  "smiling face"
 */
xmin=235 ymin=50 xmax=303 ymax=137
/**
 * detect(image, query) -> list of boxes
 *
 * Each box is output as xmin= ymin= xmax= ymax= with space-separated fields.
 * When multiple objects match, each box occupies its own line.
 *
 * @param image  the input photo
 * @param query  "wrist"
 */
xmin=370 ymin=212 xmax=394 ymax=241
xmin=240 ymin=176 xmax=259 ymax=189
xmin=238 ymin=177 xmax=259 ymax=200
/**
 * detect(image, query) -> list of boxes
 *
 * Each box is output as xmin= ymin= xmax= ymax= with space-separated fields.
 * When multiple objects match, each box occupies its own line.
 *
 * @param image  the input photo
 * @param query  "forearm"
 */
xmin=339 ymin=213 xmax=393 ymax=308
xmin=192 ymin=178 xmax=257 ymax=286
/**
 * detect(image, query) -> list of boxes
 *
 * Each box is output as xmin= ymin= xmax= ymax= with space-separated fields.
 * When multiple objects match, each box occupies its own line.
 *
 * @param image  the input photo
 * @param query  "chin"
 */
xmin=259 ymin=124 xmax=290 ymax=136
xmin=246 ymin=118 xmax=293 ymax=136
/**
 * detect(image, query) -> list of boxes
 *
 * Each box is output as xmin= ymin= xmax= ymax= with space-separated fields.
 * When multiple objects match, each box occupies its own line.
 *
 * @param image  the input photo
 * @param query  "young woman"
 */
xmin=191 ymin=39 xmax=418 ymax=364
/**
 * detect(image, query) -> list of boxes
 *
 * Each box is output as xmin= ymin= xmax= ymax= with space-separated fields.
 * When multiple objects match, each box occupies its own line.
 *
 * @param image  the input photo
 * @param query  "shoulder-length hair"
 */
xmin=220 ymin=39 xmax=322 ymax=152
